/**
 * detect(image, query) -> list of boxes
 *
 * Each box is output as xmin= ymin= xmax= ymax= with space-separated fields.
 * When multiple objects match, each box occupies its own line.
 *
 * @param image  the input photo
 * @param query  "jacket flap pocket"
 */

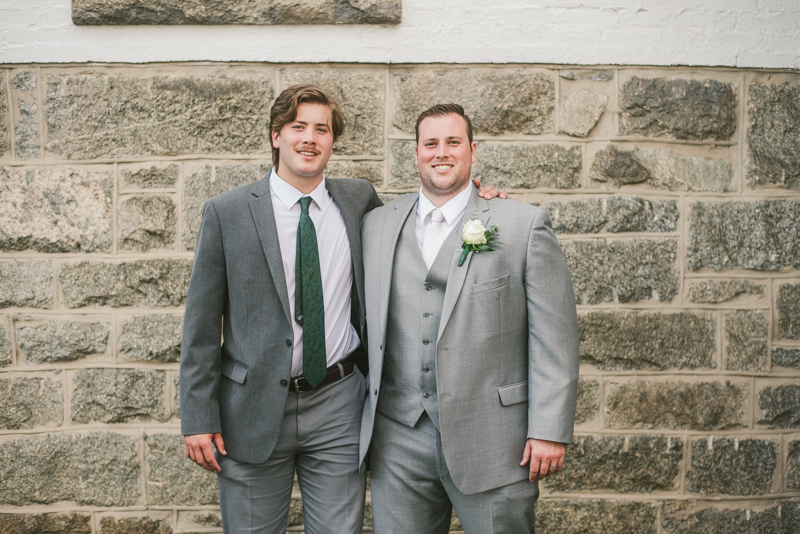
xmin=498 ymin=381 xmax=528 ymax=406
xmin=221 ymin=357 xmax=248 ymax=384
xmin=472 ymin=273 xmax=511 ymax=294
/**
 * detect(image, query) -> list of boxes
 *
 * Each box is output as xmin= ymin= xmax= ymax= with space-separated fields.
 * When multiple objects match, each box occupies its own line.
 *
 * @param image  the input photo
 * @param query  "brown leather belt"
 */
xmin=291 ymin=353 xmax=356 ymax=393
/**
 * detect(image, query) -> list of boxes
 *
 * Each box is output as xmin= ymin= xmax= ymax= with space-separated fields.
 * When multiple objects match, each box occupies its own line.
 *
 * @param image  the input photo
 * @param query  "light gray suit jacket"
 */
xmin=359 ymin=187 xmax=579 ymax=494
xmin=180 ymin=171 xmax=382 ymax=464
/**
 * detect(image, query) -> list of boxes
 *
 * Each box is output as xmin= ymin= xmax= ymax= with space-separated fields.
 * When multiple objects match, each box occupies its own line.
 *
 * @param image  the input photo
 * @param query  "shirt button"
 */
xmin=423 ymin=367 xmax=430 ymax=373
xmin=422 ymin=339 xmax=430 ymax=345
xmin=422 ymin=393 xmax=430 ymax=398
xmin=425 ymin=285 xmax=433 ymax=291
xmin=280 ymin=379 xmax=288 ymax=387
xmin=423 ymin=312 xmax=431 ymax=317
xmin=285 ymin=339 xmax=292 ymax=347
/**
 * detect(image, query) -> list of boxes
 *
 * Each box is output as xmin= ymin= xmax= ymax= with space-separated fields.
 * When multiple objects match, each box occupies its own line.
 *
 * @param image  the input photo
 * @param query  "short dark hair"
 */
xmin=415 ymin=103 xmax=474 ymax=144
xmin=269 ymin=84 xmax=346 ymax=165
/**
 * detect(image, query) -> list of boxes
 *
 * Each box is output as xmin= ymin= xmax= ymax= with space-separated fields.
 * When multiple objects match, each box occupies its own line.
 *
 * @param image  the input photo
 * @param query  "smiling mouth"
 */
xmin=432 ymin=164 xmax=453 ymax=170
xmin=297 ymin=150 xmax=318 ymax=157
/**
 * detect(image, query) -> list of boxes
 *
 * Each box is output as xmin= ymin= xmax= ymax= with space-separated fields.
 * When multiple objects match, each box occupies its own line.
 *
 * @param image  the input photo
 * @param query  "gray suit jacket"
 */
xmin=359 ymin=187 xmax=579 ymax=494
xmin=180 ymin=171 xmax=382 ymax=464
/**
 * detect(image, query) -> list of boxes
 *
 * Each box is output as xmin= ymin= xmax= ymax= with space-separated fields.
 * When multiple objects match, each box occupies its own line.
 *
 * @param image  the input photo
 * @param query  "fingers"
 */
xmin=213 ymin=433 xmax=227 ymax=456
xmin=184 ymin=434 xmax=223 ymax=472
xmin=524 ymin=439 xmax=566 ymax=481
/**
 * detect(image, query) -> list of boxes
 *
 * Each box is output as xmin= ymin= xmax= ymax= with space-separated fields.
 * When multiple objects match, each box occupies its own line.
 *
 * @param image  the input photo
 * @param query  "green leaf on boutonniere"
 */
xmin=458 ymin=219 xmax=502 ymax=266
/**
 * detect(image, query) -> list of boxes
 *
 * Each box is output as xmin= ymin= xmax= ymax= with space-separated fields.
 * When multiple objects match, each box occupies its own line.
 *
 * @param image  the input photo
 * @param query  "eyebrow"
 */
xmin=422 ymin=136 xmax=463 ymax=143
xmin=293 ymin=119 xmax=331 ymax=129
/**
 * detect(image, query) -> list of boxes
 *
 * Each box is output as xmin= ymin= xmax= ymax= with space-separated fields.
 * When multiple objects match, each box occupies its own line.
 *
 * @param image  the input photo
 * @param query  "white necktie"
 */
xmin=422 ymin=209 xmax=445 ymax=270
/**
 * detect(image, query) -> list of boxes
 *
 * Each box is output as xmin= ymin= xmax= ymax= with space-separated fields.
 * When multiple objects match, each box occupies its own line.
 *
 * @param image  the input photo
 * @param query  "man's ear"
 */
xmin=271 ymin=129 xmax=280 ymax=149
xmin=414 ymin=144 xmax=420 ymax=169
xmin=471 ymin=141 xmax=477 ymax=164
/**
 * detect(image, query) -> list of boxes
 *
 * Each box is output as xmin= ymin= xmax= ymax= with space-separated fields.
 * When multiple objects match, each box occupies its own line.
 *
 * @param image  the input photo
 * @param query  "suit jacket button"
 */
xmin=373 ymin=388 xmax=378 ymax=395
xmin=423 ymin=367 xmax=430 ymax=373
xmin=422 ymin=339 xmax=430 ymax=345
xmin=422 ymin=393 xmax=430 ymax=398
xmin=280 ymin=379 xmax=288 ymax=387
xmin=425 ymin=285 xmax=433 ymax=291
xmin=286 ymin=339 xmax=292 ymax=346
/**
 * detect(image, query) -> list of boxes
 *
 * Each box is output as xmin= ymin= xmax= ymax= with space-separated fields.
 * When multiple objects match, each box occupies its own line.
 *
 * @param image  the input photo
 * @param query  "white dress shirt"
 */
xmin=269 ymin=169 xmax=360 ymax=377
xmin=415 ymin=184 xmax=473 ymax=258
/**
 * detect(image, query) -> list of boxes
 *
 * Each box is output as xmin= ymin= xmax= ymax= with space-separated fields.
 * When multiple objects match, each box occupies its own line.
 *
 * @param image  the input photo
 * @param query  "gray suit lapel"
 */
xmin=379 ymin=194 xmax=418 ymax=344
xmin=248 ymin=172 xmax=292 ymax=326
xmin=437 ymin=187 xmax=491 ymax=342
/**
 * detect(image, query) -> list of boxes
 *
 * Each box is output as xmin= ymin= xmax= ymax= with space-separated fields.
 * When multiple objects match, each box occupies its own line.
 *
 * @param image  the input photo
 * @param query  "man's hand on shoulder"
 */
xmin=184 ymin=433 xmax=226 ymax=472
xmin=520 ymin=438 xmax=565 ymax=481
xmin=472 ymin=178 xmax=511 ymax=200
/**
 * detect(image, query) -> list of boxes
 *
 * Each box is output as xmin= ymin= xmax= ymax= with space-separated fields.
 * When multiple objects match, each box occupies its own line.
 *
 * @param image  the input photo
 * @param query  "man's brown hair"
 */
xmin=269 ymin=84 xmax=346 ymax=165
xmin=414 ymin=103 xmax=474 ymax=144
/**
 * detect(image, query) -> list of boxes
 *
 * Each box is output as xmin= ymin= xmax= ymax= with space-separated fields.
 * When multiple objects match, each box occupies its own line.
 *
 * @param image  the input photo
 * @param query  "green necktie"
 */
xmin=295 ymin=197 xmax=326 ymax=388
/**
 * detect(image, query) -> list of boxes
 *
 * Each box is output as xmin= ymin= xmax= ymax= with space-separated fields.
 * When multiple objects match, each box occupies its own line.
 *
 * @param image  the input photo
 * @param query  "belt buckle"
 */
xmin=293 ymin=377 xmax=304 ymax=393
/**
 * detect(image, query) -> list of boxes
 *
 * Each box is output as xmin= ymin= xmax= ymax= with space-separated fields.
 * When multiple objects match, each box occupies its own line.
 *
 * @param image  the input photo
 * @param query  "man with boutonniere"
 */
xmin=358 ymin=104 xmax=580 ymax=532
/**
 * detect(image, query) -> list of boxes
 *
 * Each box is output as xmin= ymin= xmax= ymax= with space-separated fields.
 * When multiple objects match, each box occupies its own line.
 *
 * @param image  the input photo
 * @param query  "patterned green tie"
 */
xmin=295 ymin=197 xmax=326 ymax=388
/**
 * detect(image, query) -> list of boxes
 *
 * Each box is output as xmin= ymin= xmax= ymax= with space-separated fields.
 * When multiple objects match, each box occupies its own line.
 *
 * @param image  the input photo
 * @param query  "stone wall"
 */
xmin=0 ymin=63 xmax=799 ymax=533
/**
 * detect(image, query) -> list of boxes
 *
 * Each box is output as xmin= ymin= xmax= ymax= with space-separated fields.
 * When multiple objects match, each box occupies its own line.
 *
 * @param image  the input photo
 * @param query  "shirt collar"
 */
xmin=417 ymin=184 xmax=473 ymax=225
xmin=270 ymin=167 xmax=329 ymax=212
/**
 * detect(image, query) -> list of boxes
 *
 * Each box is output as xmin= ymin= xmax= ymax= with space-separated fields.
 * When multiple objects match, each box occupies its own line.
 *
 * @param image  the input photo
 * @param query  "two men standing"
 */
xmin=180 ymin=85 xmax=579 ymax=533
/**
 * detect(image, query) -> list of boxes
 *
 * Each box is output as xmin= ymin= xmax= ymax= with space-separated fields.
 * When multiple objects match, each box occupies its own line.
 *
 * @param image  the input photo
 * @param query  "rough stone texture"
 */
xmin=545 ymin=434 xmax=683 ymax=492
xmin=605 ymin=379 xmax=747 ymax=430
xmin=789 ymin=440 xmax=800 ymax=489
xmin=687 ymin=200 xmax=800 ymax=271
xmin=59 ymin=259 xmax=192 ymax=308
xmin=281 ymin=69 xmax=385 ymax=156
xmin=778 ymin=284 xmax=800 ymax=340
xmin=145 ymin=434 xmax=218 ymax=505
xmin=747 ymin=83 xmax=800 ymax=190
xmin=575 ymin=378 xmax=599 ymax=425
xmin=537 ymin=500 xmax=657 ymax=534
xmin=98 ymin=517 xmax=172 ymax=534
xmin=591 ymin=145 xmax=733 ymax=192
xmin=688 ymin=437 xmax=778 ymax=495
xmin=72 ymin=368 xmax=167 ymax=423
xmin=0 ymin=323 xmax=12 ymax=367
xmin=0 ymin=432 xmax=140 ymax=505
xmin=560 ymin=70 xmax=613 ymax=82
xmin=0 ymin=512 xmax=92 ymax=534
xmin=16 ymin=320 xmax=110 ymax=364
xmin=663 ymin=504 xmax=786 ymax=534
xmin=757 ymin=385 xmax=800 ymax=428
xmin=393 ymin=69 xmax=554 ymax=135
xmin=563 ymin=239 xmax=678 ymax=304
xmin=121 ymin=164 xmax=179 ymax=189
xmin=73 ymin=0 xmax=401 ymax=25
xmin=11 ymin=71 xmax=37 ymax=92
xmin=0 ymin=261 xmax=53 ymax=308
xmin=0 ymin=376 xmax=63 ymax=429
xmin=560 ymin=89 xmax=608 ymax=137
xmin=326 ymin=160 xmax=383 ymax=186
xmin=172 ymin=373 xmax=180 ymax=419
xmin=183 ymin=162 xmax=270 ymax=249
xmin=15 ymin=99 xmax=40 ymax=160
xmin=188 ymin=513 xmax=222 ymax=527
xmin=0 ymin=75 xmax=8 ymax=157
xmin=471 ymin=143 xmax=582 ymax=190
xmin=687 ymin=279 xmax=765 ymax=303
xmin=579 ymin=311 xmax=716 ymax=371
xmin=118 ymin=195 xmax=177 ymax=252
xmin=0 ymin=166 xmax=113 ymax=253
xmin=548 ymin=195 xmax=678 ymax=234
xmin=45 ymin=73 xmax=272 ymax=159
xmin=724 ymin=310 xmax=768 ymax=371
xmin=619 ymin=77 xmax=737 ymax=141
xmin=388 ymin=139 xmax=420 ymax=189
xmin=119 ymin=314 xmax=182 ymax=362
xmin=773 ymin=347 xmax=800 ymax=370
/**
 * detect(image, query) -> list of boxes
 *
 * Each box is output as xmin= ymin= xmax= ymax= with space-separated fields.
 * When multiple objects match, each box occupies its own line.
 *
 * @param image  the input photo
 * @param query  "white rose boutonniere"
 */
xmin=458 ymin=218 xmax=501 ymax=266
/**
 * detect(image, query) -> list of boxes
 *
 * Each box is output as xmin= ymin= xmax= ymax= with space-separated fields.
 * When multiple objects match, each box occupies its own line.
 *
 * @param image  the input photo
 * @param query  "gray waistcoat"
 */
xmin=377 ymin=206 xmax=459 ymax=430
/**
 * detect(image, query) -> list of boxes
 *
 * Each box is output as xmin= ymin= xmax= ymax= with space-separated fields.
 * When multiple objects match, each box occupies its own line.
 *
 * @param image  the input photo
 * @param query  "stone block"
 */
xmin=288 ymin=496 xmax=304 ymax=526
xmin=0 ymin=432 xmax=140 ymax=505
xmin=619 ymin=77 xmax=737 ymax=141
xmin=471 ymin=143 xmax=582 ymax=190
xmin=0 ymin=73 xmax=8 ymax=157
xmin=15 ymin=99 xmax=40 ymax=160
xmin=72 ymin=368 xmax=167 ymax=423
xmin=663 ymin=504 xmax=786 ymax=534
xmin=575 ymin=378 xmax=599 ymax=425
xmin=145 ymin=434 xmax=218 ymax=505
xmin=758 ymin=385 xmax=800 ymax=429
xmin=99 ymin=517 xmax=172 ymax=534
xmin=548 ymin=195 xmax=678 ymax=234
xmin=560 ymin=89 xmax=608 ymax=138
xmin=545 ymin=434 xmax=683 ymax=492
xmin=687 ymin=279 xmax=765 ymax=304
xmin=388 ymin=139 xmax=419 ymax=189
xmin=11 ymin=71 xmax=36 ymax=92
xmin=119 ymin=315 xmax=182 ymax=362
xmin=172 ymin=373 xmax=180 ymax=419
xmin=773 ymin=348 xmax=800 ymax=370
xmin=16 ymin=320 xmax=110 ymax=364
xmin=605 ymin=379 xmax=748 ymax=430
xmin=579 ymin=310 xmax=716 ymax=371
xmin=73 ymin=0 xmax=401 ymax=25
xmin=59 ymin=259 xmax=192 ymax=308
xmin=563 ymin=239 xmax=678 ymax=304
xmin=393 ymin=69 xmax=554 ymax=135
xmin=0 ymin=323 xmax=11 ymax=367
xmin=0 ymin=260 xmax=53 ymax=308
xmin=118 ymin=195 xmax=177 ymax=252
xmin=0 ymin=512 xmax=92 ymax=534
xmin=778 ymin=284 xmax=800 ymax=340
xmin=183 ymin=162 xmax=270 ymax=249
xmin=687 ymin=200 xmax=800 ymax=271
xmin=281 ymin=69 xmax=386 ymax=156
xmin=747 ymin=83 xmax=800 ymax=190
xmin=0 ymin=376 xmax=63 ymax=429
xmin=120 ymin=164 xmax=179 ymax=189
xmin=326 ymin=160 xmax=383 ymax=186
xmin=537 ymin=499 xmax=657 ymax=534
xmin=45 ymin=73 xmax=272 ymax=159
xmin=185 ymin=512 xmax=222 ymax=528
xmin=688 ymin=437 xmax=777 ymax=495
xmin=590 ymin=145 xmax=733 ymax=192
xmin=789 ymin=440 xmax=800 ymax=489
xmin=724 ymin=310 xmax=768 ymax=371
xmin=560 ymin=70 xmax=613 ymax=82
xmin=0 ymin=166 xmax=113 ymax=253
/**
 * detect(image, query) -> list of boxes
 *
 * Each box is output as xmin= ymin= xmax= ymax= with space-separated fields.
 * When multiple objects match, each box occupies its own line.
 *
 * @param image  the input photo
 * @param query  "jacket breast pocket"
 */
xmin=498 ymin=381 xmax=528 ymax=406
xmin=472 ymin=273 xmax=511 ymax=294
xmin=221 ymin=356 xmax=249 ymax=385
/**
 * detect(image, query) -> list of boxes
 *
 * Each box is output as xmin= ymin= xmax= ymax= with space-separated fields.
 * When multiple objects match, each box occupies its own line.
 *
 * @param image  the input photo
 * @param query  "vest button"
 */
xmin=280 ymin=379 xmax=288 ymax=387
xmin=423 ymin=367 xmax=430 ymax=373
xmin=286 ymin=339 xmax=292 ymax=346
xmin=425 ymin=285 xmax=433 ymax=291
xmin=423 ymin=312 xmax=430 ymax=317
xmin=422 ymin=339 xmax=430 ymax=345
xmin=422 ymin=393 xmax=430 ymax=398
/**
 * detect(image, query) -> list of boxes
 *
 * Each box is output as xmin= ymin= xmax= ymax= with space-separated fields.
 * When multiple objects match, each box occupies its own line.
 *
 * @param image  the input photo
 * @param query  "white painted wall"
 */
xmin=0 ymin=0 xmax=798 ymax=68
